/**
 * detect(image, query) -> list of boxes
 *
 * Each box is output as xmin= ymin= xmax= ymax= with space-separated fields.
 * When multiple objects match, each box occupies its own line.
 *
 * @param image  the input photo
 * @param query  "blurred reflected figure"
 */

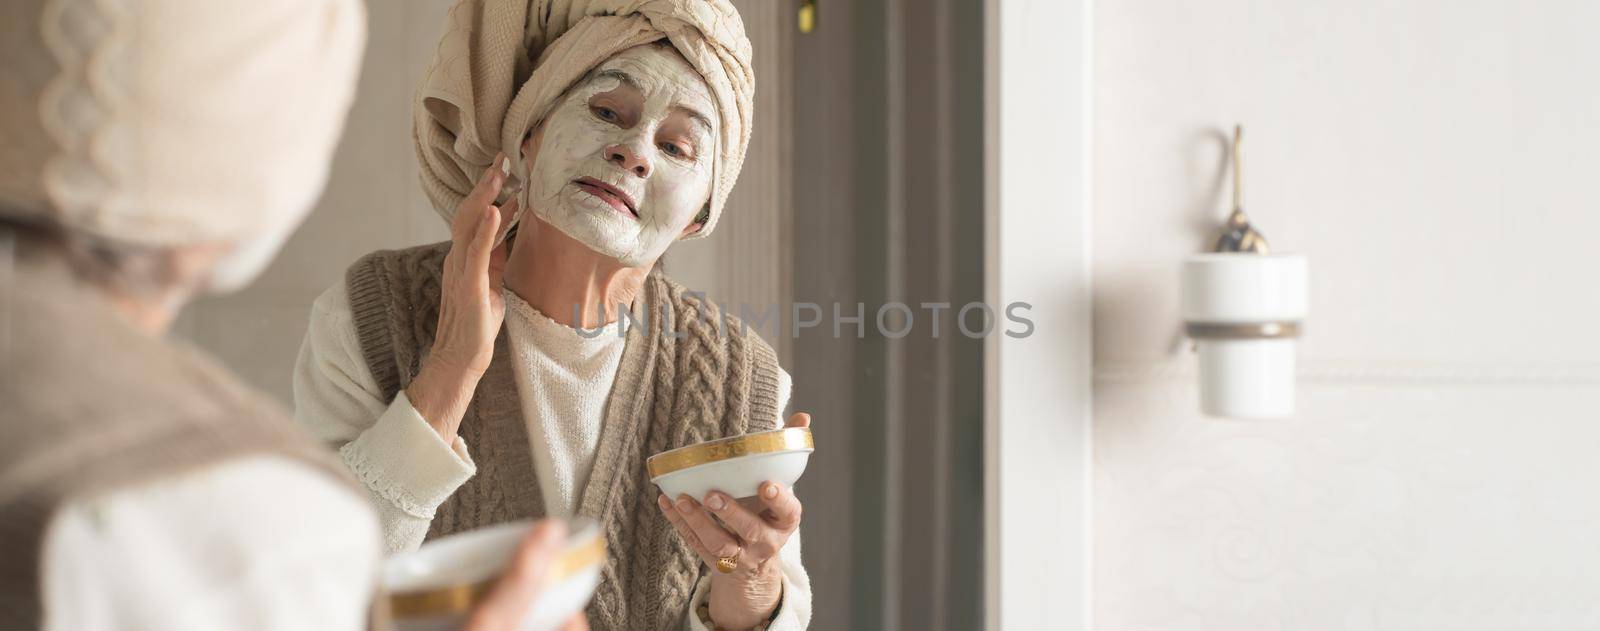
xmin=0 ymin=1 xmax=579 ymax=629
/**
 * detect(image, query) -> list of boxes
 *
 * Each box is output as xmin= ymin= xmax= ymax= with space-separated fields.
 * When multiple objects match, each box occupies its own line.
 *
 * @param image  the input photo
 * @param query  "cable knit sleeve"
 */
xmin=683 ymin=367 xmax=813 ymax=630
xmin=293 ymin=281 xmax=475 ymax=553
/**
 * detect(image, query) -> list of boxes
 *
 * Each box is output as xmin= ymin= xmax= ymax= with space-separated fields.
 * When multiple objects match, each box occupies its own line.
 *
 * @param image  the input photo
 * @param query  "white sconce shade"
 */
xmin=1182 ymin=253 xmax=1308 ymax=418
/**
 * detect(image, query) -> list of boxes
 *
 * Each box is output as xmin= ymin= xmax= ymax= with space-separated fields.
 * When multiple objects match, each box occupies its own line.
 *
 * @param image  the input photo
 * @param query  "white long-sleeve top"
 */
xmin=504 ymin=291 xmax=625 ymax=519
xmin=41 ymin=456 xmax=381 ymax=630
xmin=293 ymin=280 xmax=812 ymax=630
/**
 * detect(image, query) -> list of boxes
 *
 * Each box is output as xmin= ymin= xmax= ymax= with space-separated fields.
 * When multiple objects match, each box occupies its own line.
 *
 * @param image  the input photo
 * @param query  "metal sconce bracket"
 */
xmin=1211 ymin=125 xmax=1271 ymax=254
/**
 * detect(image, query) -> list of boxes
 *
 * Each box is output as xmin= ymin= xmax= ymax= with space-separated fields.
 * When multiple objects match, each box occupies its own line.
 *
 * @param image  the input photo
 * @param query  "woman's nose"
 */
xmin=605 ymin=142 xmax=652 ymax=178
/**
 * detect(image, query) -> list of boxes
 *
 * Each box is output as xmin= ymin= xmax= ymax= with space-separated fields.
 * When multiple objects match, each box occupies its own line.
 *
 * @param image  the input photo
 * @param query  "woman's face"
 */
xmin=520 ymin=44 xmax=718 ymax=267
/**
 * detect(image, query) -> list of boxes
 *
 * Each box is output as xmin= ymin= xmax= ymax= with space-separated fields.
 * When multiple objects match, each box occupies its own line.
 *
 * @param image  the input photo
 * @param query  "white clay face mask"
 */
xmin=520 ymin=43 xmax=718 ymax=267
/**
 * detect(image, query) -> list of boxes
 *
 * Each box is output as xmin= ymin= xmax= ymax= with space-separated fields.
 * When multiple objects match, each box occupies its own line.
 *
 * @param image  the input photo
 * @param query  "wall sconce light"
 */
xmin=1182 ymin=126 xmax=1308 ymax=418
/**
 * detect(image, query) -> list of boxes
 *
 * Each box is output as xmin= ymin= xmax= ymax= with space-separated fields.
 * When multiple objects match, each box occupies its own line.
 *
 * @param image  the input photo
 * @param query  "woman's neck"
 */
xmin=502 ymin=216 xmax=652 ymax=329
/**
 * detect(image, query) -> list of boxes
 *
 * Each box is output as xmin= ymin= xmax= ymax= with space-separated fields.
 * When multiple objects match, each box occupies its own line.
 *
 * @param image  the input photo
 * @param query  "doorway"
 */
xmin=790 ymin=1 xmax=987 ymax=629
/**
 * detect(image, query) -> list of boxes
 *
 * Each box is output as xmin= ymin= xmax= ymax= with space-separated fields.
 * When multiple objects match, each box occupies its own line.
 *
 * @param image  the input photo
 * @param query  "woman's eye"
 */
xmin=659 ymin=142 xmax=697 ymax=160
xmin=592 ymin=106 xmax=618 ymax=122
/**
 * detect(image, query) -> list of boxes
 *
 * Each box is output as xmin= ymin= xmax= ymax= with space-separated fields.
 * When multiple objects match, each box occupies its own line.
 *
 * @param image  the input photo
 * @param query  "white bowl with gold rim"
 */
xmin=648 ymin=427 xmax=815 ymax=501
xmin=385 ymin=518 xmax=605 ymax=631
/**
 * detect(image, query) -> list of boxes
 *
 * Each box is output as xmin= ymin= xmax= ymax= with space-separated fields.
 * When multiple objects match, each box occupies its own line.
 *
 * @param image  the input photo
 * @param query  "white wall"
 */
xmin=987 ymin=0 xmax=1092 ymax=629
xmin=1093 ymin=1 xmax=1600 ymax=629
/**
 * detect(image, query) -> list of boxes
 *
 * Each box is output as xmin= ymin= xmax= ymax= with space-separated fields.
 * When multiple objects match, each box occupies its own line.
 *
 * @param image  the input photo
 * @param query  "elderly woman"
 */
xmin=0 ymin=1 xmax=581 ymax=629
xmin=293 ymin=1 xmax=813 ymax=630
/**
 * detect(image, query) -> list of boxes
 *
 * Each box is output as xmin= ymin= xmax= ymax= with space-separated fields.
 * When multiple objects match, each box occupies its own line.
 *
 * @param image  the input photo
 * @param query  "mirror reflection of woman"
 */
xmin=293 ymin=2 xmax=814 ymax=629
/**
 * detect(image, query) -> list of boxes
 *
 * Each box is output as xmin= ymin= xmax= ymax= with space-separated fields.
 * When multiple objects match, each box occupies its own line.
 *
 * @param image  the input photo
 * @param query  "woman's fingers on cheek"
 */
xmin=468 ymin=153 xmax=505 ymax=200
xmin=456 ymin=153 xmax=506 ymax=242
xmin=759 ymin=482 xmax=803 ymax=530
xmin=448 ymin=214 xmax=481 ymax=276
xmin=500 ymin=195 xmax=520 ymax=221
xmin=452 ymin=191 xmax=485 ymax=244
xmin=466 ymin=207 xmax=494 ymax=262
xmin=449 ymin=205 xmax=470 ymax=243
xmin=492 ymin=200 xmax=517 ymax=243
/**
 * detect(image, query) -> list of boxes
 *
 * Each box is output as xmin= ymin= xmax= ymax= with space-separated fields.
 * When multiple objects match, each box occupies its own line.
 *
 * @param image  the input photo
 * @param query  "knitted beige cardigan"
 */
xmin=413 ymin=0 xmax=754 ymax=238
xmin=344 ymin=240 xmax=782 ymax=630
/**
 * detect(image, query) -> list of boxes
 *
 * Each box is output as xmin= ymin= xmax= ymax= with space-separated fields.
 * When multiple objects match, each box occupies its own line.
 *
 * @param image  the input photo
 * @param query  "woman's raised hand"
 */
xmin=405 ymin=153 xmax=517 ymax=445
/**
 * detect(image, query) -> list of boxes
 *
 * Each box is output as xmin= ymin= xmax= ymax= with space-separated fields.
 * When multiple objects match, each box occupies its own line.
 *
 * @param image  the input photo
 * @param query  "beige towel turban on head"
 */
xmin=414 ymin=0 xmax=754 ymax=239
xmin=0 ymin=0 xmax=364 ymax=283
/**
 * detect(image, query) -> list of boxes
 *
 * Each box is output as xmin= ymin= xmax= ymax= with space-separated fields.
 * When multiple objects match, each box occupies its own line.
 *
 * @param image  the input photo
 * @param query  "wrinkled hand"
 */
xmin=657 ymin=412 xmax=810 ymax=630
xmin=406 ymin=153 xmax=517 ymax=444
xmin=464 ymin=519 xmax=590 ymax=631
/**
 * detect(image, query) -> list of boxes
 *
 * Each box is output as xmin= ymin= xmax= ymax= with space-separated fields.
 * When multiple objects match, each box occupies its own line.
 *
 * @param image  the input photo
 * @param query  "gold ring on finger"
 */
xmin=716 ymin=547 xmax=742 ymax=574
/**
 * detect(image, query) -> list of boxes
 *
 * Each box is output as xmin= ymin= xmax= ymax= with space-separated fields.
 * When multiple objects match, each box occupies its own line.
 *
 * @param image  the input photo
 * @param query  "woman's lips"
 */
xmin=574 ymin=178 xmax=638 ymax=219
